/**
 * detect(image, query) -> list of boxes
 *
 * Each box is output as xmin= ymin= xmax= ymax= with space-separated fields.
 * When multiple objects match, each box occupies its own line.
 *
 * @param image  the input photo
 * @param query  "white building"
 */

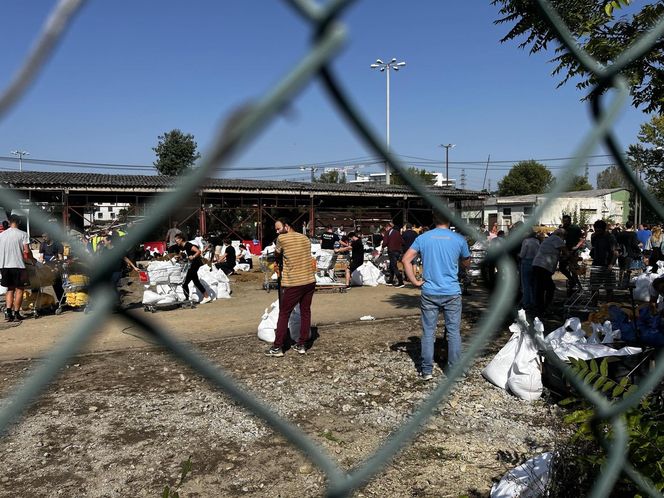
xmin=84 ymin=202 xmax=131 ymax=227
xmin=480 ymin=188 xmax=630 ymax=229
xmin=350 ymin=171 xmax=455 ymax=187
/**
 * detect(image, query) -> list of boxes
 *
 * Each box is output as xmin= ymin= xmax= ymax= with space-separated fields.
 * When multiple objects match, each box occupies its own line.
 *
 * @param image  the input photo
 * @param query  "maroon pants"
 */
xmin=274 ymin=282 xmax=316 ymax=348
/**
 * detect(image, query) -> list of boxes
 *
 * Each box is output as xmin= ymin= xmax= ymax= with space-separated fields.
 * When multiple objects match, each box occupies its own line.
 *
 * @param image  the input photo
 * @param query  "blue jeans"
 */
xmin=520 ymin=258 xmax=534 ymax=309
xmin=420 ymin=293 xmax=462 ymax=375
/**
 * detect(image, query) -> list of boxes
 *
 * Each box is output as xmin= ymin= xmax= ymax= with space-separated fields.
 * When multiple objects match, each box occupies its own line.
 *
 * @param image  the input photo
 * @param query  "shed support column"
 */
xmin=309 ymin=195 xmax=315 ymax=237
xmin=62 ymin=190 xmax=69 ymax=228
xmin=199 ymin=198 xmax=207 ymax=235
xmin=258 ymin=199 xmax=264 ymax=245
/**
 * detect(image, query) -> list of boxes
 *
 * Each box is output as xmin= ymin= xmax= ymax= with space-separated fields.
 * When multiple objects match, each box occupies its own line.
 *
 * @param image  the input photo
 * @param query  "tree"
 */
xmin=391 ymin=167 xmax=435 ymax=186
xmin=492 ymin=1 xmax=664 ymax=113
xmin=628 ymin=115 xmax=664 ymax=197
xmin=569 ymin=174 xmax=593 ymax=191
xmin=497 ymin=160 xmax=554 ymax=196
xmin=153 ymin=129 xmax=201 ymax=176
xmin=315 ymin=170 xmax=346 ymax=183
xmin=597 ymin=164 xmax=629 ymax=189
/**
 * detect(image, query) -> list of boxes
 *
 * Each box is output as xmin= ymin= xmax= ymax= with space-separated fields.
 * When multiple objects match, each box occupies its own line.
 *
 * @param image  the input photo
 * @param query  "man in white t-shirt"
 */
xmin=0 ymin=215 xmax=30 ymax=321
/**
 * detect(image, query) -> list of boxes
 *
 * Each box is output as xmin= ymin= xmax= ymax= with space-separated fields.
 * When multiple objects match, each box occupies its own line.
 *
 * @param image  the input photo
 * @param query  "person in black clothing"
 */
xmin=349 ymin=231 xmax=365 ymax=273
xmin=216 ymin=239 xmax=237 ymax=275
xmin=560 ymin=214 xmax=584 ymax=295
xmin=615 ymin=221 xmax=642 ymax=285
xmin=39 ymin=232 xmax=65 ymax=302
xmin=589 ymin=219 xmax=617 ymax=303
xmin=320 ymin=225 xmax=339 ymax=250
xmin=101 ymin=235 xmax=140 ymax=302
xmin=401 ymin=224 xmax=417 ymax=253
xmin=174 ymin=233 xmax=211 ymax=304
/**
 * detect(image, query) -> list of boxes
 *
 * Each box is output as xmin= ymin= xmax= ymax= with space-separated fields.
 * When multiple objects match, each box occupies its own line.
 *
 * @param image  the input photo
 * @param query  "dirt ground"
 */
xmin=0 ymin=270 xmax=567 ymax=497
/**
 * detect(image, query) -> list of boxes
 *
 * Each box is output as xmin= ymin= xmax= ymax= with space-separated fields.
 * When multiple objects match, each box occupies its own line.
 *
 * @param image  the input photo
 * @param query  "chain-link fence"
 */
xmin=1 ymin=0 xmax=664 ymax=496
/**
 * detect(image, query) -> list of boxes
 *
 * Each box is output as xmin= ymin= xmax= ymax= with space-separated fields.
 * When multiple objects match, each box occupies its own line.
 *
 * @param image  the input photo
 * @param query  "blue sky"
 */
xmin=0 ymin=0 xmax=652 ymax=190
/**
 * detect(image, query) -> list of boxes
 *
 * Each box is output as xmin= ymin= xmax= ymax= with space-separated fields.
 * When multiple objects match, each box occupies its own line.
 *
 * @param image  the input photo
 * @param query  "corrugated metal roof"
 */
xmin=0 ymin=171 xmax=487 ymax=199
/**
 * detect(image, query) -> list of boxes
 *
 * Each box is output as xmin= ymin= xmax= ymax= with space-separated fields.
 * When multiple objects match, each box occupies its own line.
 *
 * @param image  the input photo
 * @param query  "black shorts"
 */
xmin=1 ymin=268 xmax=28 ymax=289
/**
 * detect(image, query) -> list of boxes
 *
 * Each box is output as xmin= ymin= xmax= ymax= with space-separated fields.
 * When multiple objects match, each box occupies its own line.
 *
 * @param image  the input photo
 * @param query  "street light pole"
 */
xmin=439 ymin=144 xmax=455 ymax=188
xmin=10 ymin=150 xmax=29 ymax=172
xmin=370 ymin=58 xmax=406 ymax=185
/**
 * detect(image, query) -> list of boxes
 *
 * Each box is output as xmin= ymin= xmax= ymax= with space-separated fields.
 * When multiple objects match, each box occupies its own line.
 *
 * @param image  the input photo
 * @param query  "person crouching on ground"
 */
xmin=174 ymin=233 xmax=211 ymax=304
xmin=0 ymin=215 xmax=30 ymax=322
xmin=402 ymin=211 xmax=471 ymax=381
xmin=215 ymin=239 xmax=236 ymax=275
xmin=265 ymin=218 xmax=316 ymax=357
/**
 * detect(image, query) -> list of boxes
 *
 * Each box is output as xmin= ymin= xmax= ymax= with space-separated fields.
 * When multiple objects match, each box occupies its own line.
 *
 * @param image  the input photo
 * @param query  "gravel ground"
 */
xmin=0 ymin=311 xmax=568 ymax=497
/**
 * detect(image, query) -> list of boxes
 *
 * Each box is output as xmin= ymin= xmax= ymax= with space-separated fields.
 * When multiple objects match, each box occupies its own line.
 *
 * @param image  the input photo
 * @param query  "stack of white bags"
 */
xmin=142 ymin=261 xmax=231 ymax=306
xmin=482 ymin=312 xmax=643 ymax=401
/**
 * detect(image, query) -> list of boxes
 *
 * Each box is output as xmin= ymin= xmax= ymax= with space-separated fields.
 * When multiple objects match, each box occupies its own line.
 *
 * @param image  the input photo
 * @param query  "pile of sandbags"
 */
xmin=351 ymin=262 xmax=386 ymax=287
xmin=142 ymin=262 xmax=231 ymax=305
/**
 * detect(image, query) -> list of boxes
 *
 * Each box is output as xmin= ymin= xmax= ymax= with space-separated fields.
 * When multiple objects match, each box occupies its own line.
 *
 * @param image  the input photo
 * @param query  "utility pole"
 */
xmin=10 ymin=150 xmax=29 ymax=172
xmin=459 ymin=169 xmax=467 ymax=190
xmin=482 ymin=154 xmax=491 ymax=191
xmin=439 ymin=144 xmax=455 ymax=188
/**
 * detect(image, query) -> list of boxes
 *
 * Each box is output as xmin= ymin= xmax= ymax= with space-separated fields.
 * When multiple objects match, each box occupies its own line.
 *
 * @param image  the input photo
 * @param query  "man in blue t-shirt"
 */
xmin=402 ymin=212 xmax=470 ymax=381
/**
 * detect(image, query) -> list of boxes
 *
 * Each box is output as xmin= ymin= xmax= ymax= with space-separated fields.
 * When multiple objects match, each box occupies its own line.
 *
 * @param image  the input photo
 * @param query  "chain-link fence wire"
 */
xmin=0 ymin=0 xmax=663 ymax=495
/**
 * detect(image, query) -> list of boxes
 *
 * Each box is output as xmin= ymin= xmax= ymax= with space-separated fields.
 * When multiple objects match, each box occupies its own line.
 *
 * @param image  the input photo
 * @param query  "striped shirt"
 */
xmin=276 ymin=231 xmax=315 ymax=287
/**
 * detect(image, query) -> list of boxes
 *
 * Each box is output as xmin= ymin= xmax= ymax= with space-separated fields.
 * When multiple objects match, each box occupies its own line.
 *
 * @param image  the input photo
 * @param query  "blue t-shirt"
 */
xmin=410 ymin=228 xmax=470 ymax=295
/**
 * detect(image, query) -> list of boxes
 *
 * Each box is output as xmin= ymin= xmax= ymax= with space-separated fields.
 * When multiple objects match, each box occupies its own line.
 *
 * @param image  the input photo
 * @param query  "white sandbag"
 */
xmin=600 ymin=320 xmax=620 ymax=343
xmin=579 ymin=248 xmax=591 ymax=260
xmin=142 ymin=289 xmax=162 ymax=305
xmin=316 ymin=251 xmax=335 ymax=270
xmin=482 ymin=323 xmax=522 ymax=389
xmin=351 ymin=262 xmax=386 ymax=287
xmin=587 ymin=323 xmax=602 ymax=344
xmin=551 ymin=343 xmax=641 ymax=362
xmin=234 ymin=263 xmax=250 ymax=272
xmin=156 ymin=294 xmax=178 ymax=305
xmin=316 ymin=274 xmax=335 ymax=285
xmin=543 ymin=317 xmax=585 ymax=345
xmin=490 ymin=452 xmax=552 ymax=498
xmin=632 ymin=272 xmax=656 ymax=302
xmin=507 ymin=318 xmax=544 ymax=401
xmin=0 ymin=285 xmax=7 ymax=296
xmin=288 ymin=305 xmax=302 ymax=342
xmin=256 ymin=299 xmax=303 ymax=343
xmin=257 ymin=300 xmax=279 ymax=343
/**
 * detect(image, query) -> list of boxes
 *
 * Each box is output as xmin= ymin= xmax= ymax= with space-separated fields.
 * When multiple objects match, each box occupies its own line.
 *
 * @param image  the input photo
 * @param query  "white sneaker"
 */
xmin=200 ymin=297 xmax=212 ymax=304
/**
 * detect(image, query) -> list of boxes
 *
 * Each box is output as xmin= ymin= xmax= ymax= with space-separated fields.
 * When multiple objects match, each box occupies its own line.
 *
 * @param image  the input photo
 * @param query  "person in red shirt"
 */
xmin=383 ymin=221 xmax=404 ymax=287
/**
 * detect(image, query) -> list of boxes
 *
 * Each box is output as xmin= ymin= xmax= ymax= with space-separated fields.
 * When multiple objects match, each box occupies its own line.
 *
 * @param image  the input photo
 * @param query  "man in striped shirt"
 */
xmin=265 ymin=219 xmax=316 ymax=357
